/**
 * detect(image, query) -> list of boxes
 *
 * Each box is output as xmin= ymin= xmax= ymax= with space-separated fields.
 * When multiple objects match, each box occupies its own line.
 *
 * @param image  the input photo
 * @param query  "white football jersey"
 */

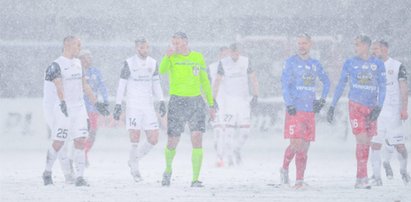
xmin=124 ymin=55 xmax=158 ymax=104
xmin=44 ymin=56 xmax=84 ymax=108
xmin=219 ymin=56 xmax=251 ymax=99
xmin=384 ymin=57 xmax=402 ymax=106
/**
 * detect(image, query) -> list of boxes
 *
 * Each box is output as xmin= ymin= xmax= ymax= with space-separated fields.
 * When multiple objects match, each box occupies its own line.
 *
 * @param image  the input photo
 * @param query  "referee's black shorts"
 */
xmin=167 ymin=95 xmax=206 ymax=136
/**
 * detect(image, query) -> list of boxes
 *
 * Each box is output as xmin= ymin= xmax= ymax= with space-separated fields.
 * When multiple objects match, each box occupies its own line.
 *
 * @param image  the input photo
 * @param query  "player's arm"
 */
xmin=247 ymin=62 xmax=259 ymax=97
xmin=96 ymin=69 xmax=109 ymax=104
xmin=318 ymin=63 xmax=331 ymax=99
xmin=45 ymin=62 xmax=68 ymax=117
xmin=280 ymin=60 xmax=294 ymax=106
xmin=83 ymin=70 xmax=110 ymax=116
xmin=376 ymin=61 xmax=387 ymax=108
xmin=159 ymin=55 xmax=172 ymax=74
xmin=330 ymin=61 xmax=350 ymax=108
xmin=152 ymin=63 xmax=167 ymax=117
xmin=212 ymin=61 xmax=224 ymax=100
xmin=113 ymin=62 xmax=130 ymax=120
xmin=199 ymin=57 xmax=214 ymax=107
xmin=399 ymin=64 xmax=408 ymax=120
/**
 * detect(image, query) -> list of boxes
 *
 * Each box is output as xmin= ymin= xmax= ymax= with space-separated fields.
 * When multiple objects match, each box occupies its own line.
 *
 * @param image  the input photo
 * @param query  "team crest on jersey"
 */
xmin=192 ymin=65 xmax=200 ymax=76
xmin=370 ymin=64 xmax=377 ymax=71
xmin=388 ymin=69 xmax=394 ymax=75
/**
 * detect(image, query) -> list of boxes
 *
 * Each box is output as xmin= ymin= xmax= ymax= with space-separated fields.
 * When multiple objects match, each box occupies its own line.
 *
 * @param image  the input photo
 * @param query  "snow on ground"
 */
xmin=1 ymin=125 xmax=410 ymax=202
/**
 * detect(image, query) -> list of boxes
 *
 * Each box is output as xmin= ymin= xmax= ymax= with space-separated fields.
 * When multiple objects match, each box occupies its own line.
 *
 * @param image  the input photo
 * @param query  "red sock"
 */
xmin=282 ymin=145 xmax=296 ymax=170
xmin=356 ymin=144 xmax=369 ymax=178
xmin=296 ymin=150 xmax=308 ymax=181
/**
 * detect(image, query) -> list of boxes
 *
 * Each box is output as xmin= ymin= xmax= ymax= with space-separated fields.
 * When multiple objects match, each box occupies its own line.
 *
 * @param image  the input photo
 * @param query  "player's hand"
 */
xmin=209 ymin=107 xmax=216 ymax=121
xmin=113 ymin=104 xmax=122 ymax=120
xmin=313 ymin=98 xmax=326 ymax=113
xmin=368 ymin=106 xmax=382 ymax=121
xmin=327 ymin=106 xmax=335 ymax=123
xmin=60 ymin=101 xmax=68 ymax=117
xmin=95 ymin=102 xmax=110 ymax=116
xmin=213 ymin=99 xmax=219 ymax=112
xmin=159 ymin=101 xmax=167 ymax=117
xmin=250 ymin=95 xmax=258 ymax=108
xmin=286 ymin=105 xmax=296 ymax=116
xmin=400 ymin=109 xmax=408 ymax=120
xmin=166 ymin=46 xmax=175 ymax=57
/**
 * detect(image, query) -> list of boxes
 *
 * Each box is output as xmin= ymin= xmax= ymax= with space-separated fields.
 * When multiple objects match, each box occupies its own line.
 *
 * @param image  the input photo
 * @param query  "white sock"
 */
xmin=129 ymin=143 xmax=139 ymax=172
xmin=382 ymin=144 xmax=394 ymax=163
xmin=137 ymin=141 xmax=154 ymax=160
xmin=45 ymin=145 xmax=59 ymax=172
xmin=225 ymin=127 xmax=235 ymax=161
xmin=397 ymin=149 xmax=408 ymax=172
xmin=58 ymin=145 xmax=72 ymax=176
xmin=235 ymin=127 xmax=250 ymax=153
xmin=214 ymin=127 xmax=225 ymax=160
xmin=73 ymin=148 xmax=86 ymax=178
xmin=371 ymin=149 xmax=381 ymax=178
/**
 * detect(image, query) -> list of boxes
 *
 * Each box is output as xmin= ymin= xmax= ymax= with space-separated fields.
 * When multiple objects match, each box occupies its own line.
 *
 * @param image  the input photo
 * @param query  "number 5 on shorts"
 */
xmin=289 ymin=125 xmax=296 ymax=135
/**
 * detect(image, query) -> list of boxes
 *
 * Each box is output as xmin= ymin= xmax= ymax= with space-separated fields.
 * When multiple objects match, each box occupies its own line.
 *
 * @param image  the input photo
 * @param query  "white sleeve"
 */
xmin=152 ymin=74 xmax=164 ymax=101
xmin=115 ymin=79 xmax=127 ymax=104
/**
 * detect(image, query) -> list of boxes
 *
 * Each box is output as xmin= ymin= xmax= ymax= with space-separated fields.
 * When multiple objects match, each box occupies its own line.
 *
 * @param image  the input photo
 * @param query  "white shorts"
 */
xmin=372 ymin=105 xmax=406 ymax=145
xmin=219 ymin=97 xmax=251 ymax=126
xmin=45 ymin=104 xmax=89 ymax=141
xmin=126 ymin=105 xmax=159 ymax=130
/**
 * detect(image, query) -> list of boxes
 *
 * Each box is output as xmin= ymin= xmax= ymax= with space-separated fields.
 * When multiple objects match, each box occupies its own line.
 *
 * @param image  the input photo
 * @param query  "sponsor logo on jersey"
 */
xmin=193 ymin=65 xmax=200 ymax=76
xmin=357 ymin=72 xmax=373 ymax=85
xmin=302 ymin=73 xmax=315 ymax=86
xmin=370 ymin=64 xmax=377 ymax=71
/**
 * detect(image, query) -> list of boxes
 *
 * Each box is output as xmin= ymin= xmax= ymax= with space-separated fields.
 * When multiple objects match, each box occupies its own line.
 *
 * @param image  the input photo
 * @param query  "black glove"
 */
xmin=313 ymin=98 xmax=326 ymax=113
xmin=250 ymin=95 xmax=258 ymax=108
xmin=159 ymin=101 xmax=167 ymax=117
xmin=286 ymin=105 xmax=296 ymax=116
xmin=60 ymin=100 xmax=68 ymax=117
xmin=95 ymin=102 xmax=110 ymax=116
xmin=368 ymin=106 xmax=382 ymax=121
xmin=113 ymin=104 xmax=122 ymax=120
xmin=327 ymin=106 xmax=335 ymax=123
xmin=213 ymin=99 xmax=219 ymax=111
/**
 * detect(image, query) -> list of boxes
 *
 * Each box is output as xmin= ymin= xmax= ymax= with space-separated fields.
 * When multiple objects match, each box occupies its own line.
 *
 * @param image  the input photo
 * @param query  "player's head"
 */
xmin=371 ymin=39 xmax=389 ymax=60
xmin=229 ymin=43 xmax=241 ymax=61
xmin=354 ymin=35 xmax=371 ymax=56
xmin=218 ymin=46 xmax=230 ymax=60
xmin=135 ymin=37 xmax=149 ymax=58
xmin=63 ymin=36 xmax=81 ymax=58
xmin=296 ymin=33 xmax=312 ymax=57
xmin=78 ymin=49 xmax=92 ymax=69
xmin=171 ymin=32 xmax=189 ymax=53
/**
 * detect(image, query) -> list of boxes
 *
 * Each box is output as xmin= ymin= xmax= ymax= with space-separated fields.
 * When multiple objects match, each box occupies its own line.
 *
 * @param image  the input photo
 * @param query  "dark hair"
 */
xmin=377 ymin=39 xmax=389 ymax=48
xmin=229 ymin=43 xmax=241 ymax=51
xmin=63 ymin=35 xmax=77 ymax=44
xmin=297 ymin=33 xmax=311 ymax=40
xmin=173 ymin=32 xmax=188 ymax=39
xmin=355 ymin=35 xmax=372 ymax=46
xmin=135 ymin=37 xmax=147 ymax=46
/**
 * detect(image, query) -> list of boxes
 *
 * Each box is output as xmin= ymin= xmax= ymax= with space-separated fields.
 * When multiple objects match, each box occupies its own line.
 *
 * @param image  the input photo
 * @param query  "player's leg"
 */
xmin=370 ymin=124 xmax=384 ymax=186
xmin=58 ymin=140 xmax=75 ymax=184
xmin=395 ymin=144 xmax=410 ymax=184
xmin=128 ymin=129 xmax=142 ymax=181
xmin=294 ymin=112 xmax=314 ymax=188
xmin=349 ymin=102 xmax=372 ymax=189
xmin=71 ymin=106 xmax=90 ymax=186
xmin=43 ymin=105 xmax=69 ymax=185
xmin=281 ymin=111 xmax=298 ymax=184
xmin=213 ymin=124 xmax=225 ymax=167
xmin=188 ymin=96 xmax=206 ymax=187
xmin=84 ymin=112 xmax=99 ymax=166
xmin=138 ymin=106 xmax=160 ymax=162
xmin=162 ymin=96 xmax=184 ymax=186
xmin=233 ymin=101 xmax=251 ymax=165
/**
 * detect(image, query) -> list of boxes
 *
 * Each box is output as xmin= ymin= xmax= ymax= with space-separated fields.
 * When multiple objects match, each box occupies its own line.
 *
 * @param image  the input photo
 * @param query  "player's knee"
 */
xmin=52 ymin=140 xmax=64 ymax=151
xmin=371 ymin=143 xmax=382 ymax=150
xmin=74 ymin=138 xmax=86 ymax=149
xmin=148 ymin=136 xmax=158 ymax=145
xmin=395 ymin=144 xmax=406 ymax=153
